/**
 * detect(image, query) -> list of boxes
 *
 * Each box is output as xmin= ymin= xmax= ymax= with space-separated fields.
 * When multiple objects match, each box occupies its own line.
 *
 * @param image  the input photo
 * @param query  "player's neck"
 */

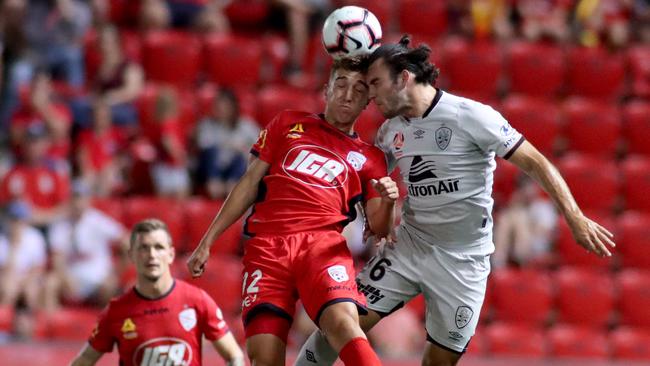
xmin=403 ymin=85 xmax=436 ymax=119
xmin=135 ymin=273 xmax=175 ymax=299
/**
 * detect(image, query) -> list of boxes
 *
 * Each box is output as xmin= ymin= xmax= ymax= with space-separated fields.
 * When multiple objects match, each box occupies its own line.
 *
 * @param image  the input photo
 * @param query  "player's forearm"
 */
xmin=225 ymin=356 xmax=245 ymax=366
xmin=515 ymin=150 xmax=582 ymax=223
xmin=366 ymin=200 xmax=395 ymax=237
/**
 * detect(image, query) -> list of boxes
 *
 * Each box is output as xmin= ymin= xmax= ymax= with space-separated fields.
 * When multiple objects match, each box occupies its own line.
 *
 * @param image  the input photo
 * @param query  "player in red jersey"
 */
xmin=70 ymin=219 xmax=244 ymax=366
xmin=187 ymin=57 xmax=399 ymax=366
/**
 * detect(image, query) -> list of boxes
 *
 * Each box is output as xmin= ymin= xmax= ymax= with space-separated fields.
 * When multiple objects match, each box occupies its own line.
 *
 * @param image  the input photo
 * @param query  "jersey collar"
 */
xmin=133 ymin=279 xmax=176 ymax=301
xmin=318 ymin=113 xmax=359 ymax=139
xmin=401 ymin=88 xmax=443 ymax=123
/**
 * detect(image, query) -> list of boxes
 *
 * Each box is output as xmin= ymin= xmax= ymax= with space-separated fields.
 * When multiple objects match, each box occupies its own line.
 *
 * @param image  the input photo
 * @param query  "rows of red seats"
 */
xmin=83 ymin=30 xmax=650 ymax=101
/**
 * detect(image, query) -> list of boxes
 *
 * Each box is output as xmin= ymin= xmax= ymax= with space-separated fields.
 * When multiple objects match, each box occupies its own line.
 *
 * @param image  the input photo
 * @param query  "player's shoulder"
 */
xmin=101 ymin=288 xmax=137 ymax=318
xmin=272 ymin=110 xmax=319 ymax=127
xmin=174 ymin=279 xmax=211 ymax=302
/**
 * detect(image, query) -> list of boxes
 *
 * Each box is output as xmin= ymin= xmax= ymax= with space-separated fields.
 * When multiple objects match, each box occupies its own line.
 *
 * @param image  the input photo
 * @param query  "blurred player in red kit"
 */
xmin=69 ymin=219 xmax=244 ymax=366
xmin=187 ymin=57 xmax=399 ymax=366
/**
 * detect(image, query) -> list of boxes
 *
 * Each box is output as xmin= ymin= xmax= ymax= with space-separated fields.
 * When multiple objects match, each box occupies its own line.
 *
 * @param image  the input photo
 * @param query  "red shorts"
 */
xmin=241 ymin=230 xmax=366 ymax=331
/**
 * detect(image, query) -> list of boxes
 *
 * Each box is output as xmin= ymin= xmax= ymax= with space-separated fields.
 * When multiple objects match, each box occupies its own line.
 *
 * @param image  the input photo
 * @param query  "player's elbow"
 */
xmin=225 ymin=351 xmax=245 ymax=366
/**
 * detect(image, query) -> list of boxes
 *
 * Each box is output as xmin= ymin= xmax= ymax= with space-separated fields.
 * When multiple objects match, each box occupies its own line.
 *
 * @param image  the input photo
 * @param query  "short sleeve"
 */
xmin=199 ymin=290 xmax=230 ymax=341
xmin=88 ymin=307 xmax=115 ymax=353
xmin=250 ymin=113 xmax=284 ymax=163
xmin=360 ymin=148 xmax=388 ymax=202
xmin=460 ymin=101 xmax=525 ymax=159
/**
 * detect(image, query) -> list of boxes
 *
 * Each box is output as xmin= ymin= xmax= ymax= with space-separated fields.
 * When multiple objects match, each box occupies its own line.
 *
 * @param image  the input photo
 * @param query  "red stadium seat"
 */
xmin=442 ymin=38 xmax=504 ymax=101
xmin=628 ymin=45 xmax=650 ymax=98
xmin=618 ymin=269 xmax=650 ymax=328
xmin=485 ymin=322 xmax=546 ymax=357
xmin=204 ymin=34 xmax=262 ymax=88
xmin=187 ymin=255 xmax=243 ymax=315
xmin=557 ymin=154 xmax=619 ymax=212
xmin=555 ymin=212 xmax=616 ymax=268
xmin=262 ymin=34 xmax=290 ymax=84
xmin=623 ymin=101 xmax=650 ymax=156
xmin=256 ymin=86 xmax=319 ymax=126
xmin=123 ymin=197 xmax=187 ymax=251
xmin=610 ymin=327 xmax=650 ymax=360
xmin=500 ymin=96 xmax=561 ymax=156
xmin=622 ymin=156 xmax=650 ymax=212
xmin=554 ymin=267 xmax=615 ymax=327
xmin=465 ymin=327 xmax=487 ymax=356
xmin=84 ymin=30 xmax=141 ymax=83
xmin=507 ymin=41 xmax=565 ymax=97
xmin=490 ymin=268 xmax=553 ymax=325
xmin=566 ymin=46 xmax=626 ymax=100
xmin=562 ymin=97 xmax=621 ymax=157
xmin=0 ymin=305 xmax=14 ymax=333
xmin=548 ymin=324 xmax=609 ymax=359
xmin=45 ymin=308 xmax=99 ymax=340
xmin=91 ymin=198 xmax=125 ymax=224
xmin=398 ymin=0 xmax=448 ymax=40
xmin=224 ymin=0 xmax=270 ymax=28
xmin=618 ymin=212 xmax=650 ymax=269
xmin=185 ymin=198 xmax=243 ymax=256
xmin=493 ymin=158 xmax=520 ymax=205
xmin=141 ymin=31 xmax=201 ymax=87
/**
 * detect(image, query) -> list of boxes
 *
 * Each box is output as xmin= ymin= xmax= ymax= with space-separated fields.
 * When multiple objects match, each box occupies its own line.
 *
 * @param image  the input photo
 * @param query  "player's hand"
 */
xmin=567 ymin=213 xmax=616 ymax=257
xmin=187 ymin=243 xmax=211 ymax=278
xmin=371 ymin=177 xmax=399 ymax=203
xmin=363 ymin=225 xmax=397 ymax=248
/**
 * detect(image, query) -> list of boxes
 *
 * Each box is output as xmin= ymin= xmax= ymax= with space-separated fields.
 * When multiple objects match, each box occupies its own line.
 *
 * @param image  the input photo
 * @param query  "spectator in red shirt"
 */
xmin=0 ymin=125 xmax=71 ymax=227
xmin=149 ymin=87 xmax=190 ymax=198
xmin=76 ymin=102 xmax=125 ymax=197
xmin=140 ymin=0 xmax=230 ymax=32
xmin=10 ymin=71 xmax=72 ymax=164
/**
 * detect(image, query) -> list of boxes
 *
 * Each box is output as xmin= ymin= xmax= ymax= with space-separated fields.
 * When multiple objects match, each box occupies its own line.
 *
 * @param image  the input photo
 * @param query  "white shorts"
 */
xmin=357 ymin=225 xmax=491 ymax=353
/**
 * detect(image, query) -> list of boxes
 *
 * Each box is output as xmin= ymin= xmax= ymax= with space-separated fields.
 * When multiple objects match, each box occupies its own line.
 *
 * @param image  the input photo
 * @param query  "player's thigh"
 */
xmin=421 ymin=246 xmax=490 ymax=355
xmin=356 ymin=239 xmax=421 ymax=317
xmin=246 ymin=333 xmax=287 ymax=366
xmin=242 ymin=237 xmax=297 ymax=329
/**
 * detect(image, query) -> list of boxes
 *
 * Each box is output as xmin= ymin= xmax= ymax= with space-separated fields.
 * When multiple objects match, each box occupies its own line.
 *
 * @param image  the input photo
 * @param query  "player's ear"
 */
xmin=398 ymin=69 xmax=409 ymax=90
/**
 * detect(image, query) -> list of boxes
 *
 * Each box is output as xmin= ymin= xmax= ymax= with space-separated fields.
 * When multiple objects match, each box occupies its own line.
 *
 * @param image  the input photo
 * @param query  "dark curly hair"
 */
xmin=367 ymin=35 xmax=440 ymax=85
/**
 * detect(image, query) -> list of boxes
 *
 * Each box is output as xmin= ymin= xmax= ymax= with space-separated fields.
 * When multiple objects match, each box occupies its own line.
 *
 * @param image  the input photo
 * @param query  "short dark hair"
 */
xmin=329 ymin=56 xmax=368 ymax=79
xmin=130 ymin=218 xmax=172 ymax=248
xmin=367 ymin=35 xmax=440 ymax=85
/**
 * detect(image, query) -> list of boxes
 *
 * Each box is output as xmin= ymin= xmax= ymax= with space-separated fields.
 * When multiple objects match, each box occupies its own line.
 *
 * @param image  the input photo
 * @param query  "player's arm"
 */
xmin=187 ymin=157 xmax=270 ymax=277
xmin=69 ymin=343 xmax=103 ymax=366
xmin=211 ymin=333 xmax=245 ymax=366
xmin=507 ymin=140 xmax=616 ymax=257
xmin=364 ymin=177 xmax=399 ymax=238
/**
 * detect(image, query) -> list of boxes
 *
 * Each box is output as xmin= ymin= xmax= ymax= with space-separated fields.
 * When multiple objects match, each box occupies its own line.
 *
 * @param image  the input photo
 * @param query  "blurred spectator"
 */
xmin=10 ymin=70 xmax=72 ymax=163
xmin=270 ymin=0 xmax=331 ymax=84
xmin=516 ymin=0 xmax=572 ymax=43
xmin=70 ymin=24 xmax=143 ymax=128
xmin=492 ymin=175 xmax=558 ymax=268
xmin=0 ymin=201 xmax=47 ymax=313
xmin=194 ymin=89 xmax=259 ymax=199
xmin=44 ymin=181 xmax=127 ymax=311
xmin=575 ymin=0 xmax=632 ymax=49
xmin=75 ymin=101 xmax=126 ymax=197
xmin=469 ymin=0 xmax=515 ymax=40
xmin=0 ymin=125 xmax=71 ymax=227
xmin=140 ymin=0 xmax=231 ymax=32
xmin=149 ymin=87 xmax=190 ymax=198
xmin=23 ymin=0 xmax=91 ymax=87
xmin=632 ymin=0 xmax=650 ymax=42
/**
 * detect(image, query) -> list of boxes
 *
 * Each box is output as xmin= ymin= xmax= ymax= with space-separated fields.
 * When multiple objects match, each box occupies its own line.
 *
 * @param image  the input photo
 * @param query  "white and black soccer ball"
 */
xmin=322 ymin=6 xmax=382 ymax=60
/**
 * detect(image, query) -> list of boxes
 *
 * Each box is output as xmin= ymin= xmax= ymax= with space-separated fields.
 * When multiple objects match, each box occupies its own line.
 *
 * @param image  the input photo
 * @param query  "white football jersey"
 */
xmin=376 ymin=90 xmax=523 ymax=254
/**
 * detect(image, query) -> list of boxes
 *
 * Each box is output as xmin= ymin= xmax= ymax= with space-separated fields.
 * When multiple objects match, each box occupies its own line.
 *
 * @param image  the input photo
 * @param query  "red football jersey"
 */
xmin=0 ymin=165 xmax=70 ymax=208
xmin=89 ymin=280 xmax=230 ymax=366
xmin=247 ymin=110 xmax=387 ymax=235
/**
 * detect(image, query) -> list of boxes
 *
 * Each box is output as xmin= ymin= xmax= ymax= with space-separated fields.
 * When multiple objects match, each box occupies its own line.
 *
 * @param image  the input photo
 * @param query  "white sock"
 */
xmin=293 ymin=330 xmax=338 ymax=366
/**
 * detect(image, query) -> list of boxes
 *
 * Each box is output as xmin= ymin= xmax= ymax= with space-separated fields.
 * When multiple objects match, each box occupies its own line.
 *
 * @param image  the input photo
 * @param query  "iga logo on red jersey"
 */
xmin=283 ymin=145 xmax=349 ymax=188
xmin=134 ymin=337 xmax=192 ymax=366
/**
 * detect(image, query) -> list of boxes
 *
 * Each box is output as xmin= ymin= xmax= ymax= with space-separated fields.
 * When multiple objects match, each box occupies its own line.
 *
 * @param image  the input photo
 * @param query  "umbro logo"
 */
xmin=409 ymin=155 xmax=437 ymax=182
xmin=306 ymin=350 xmax=317 ymax=363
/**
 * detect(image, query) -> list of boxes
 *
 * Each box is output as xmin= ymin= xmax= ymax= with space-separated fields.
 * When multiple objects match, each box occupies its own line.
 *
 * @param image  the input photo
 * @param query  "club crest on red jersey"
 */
xmin=283 ymin=145 xmax=349 ymax=188
xmin=178 ymin=308 xmax=197 ymax=331
xmin=133 ymin=337 xmax=192 ymax=366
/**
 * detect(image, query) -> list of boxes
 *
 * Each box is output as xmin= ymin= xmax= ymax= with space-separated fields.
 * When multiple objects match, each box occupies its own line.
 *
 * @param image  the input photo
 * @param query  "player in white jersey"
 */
xmin=295 ymin=35 xmax=616 ymax=366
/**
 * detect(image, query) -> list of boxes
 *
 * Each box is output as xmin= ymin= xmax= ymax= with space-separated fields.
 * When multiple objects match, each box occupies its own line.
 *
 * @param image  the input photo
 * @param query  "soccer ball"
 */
xmin=322 ymin=6 xmax=382 ymax=60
